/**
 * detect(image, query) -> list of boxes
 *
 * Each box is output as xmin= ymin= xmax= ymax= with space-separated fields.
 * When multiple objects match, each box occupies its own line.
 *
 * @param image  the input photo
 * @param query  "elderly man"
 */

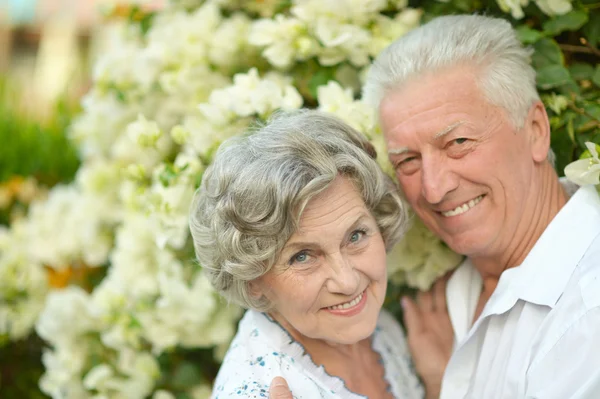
xmin=269 ymin=14 xmax=600 ymax=399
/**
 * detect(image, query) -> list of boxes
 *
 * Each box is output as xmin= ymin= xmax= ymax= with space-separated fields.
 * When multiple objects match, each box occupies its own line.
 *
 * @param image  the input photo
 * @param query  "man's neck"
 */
xmin=470 ymin=166 xmax=568 ymax=282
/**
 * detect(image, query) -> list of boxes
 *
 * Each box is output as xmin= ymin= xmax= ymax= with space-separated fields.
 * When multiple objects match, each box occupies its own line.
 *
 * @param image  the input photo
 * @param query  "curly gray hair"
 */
xmin=189 ymin=110 xmax=408 ymax=310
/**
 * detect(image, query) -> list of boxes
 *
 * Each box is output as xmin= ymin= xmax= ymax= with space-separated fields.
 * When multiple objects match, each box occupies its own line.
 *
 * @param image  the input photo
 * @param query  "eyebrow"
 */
xmin=433 ymin=121 xmax=466 ymax=139
xmin=387 ymin=120 xmax=467 ymax=156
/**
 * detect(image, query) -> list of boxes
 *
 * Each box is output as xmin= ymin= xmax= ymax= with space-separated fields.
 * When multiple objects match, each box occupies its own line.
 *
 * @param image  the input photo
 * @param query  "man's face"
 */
xmin=379 ymin=66 xmax=539 ymax=258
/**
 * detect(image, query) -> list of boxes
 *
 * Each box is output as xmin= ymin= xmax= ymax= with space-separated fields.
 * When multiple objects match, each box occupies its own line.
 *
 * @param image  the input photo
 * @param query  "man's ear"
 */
xmin=525 ymin=101 xmax=551 ymax=163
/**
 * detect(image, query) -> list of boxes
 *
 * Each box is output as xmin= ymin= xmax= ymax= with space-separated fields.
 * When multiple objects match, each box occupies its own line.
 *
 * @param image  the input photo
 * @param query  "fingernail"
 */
xmin=272 ymin=377 xmax=288 ymax=387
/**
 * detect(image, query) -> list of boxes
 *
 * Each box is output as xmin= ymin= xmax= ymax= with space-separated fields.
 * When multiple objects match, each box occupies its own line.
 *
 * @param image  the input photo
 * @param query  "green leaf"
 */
xmin=542 ymin=10 xmax=589 ymax=36
xmin=516 ymin=26 xmax=544 ymax=44
xmin=536 ymin=65 xmax=572 ymax=89
xmin=569 ymin=63 xmax=595 ymax=81
xmin=308 ymin=68 xmax=336 ymax=101
xmin=583 ymin=12 xmax=600 ymax=47
xmin=592 ymin=65 xmax=600 ymax=87
xmin=171 ymin=362 xmax=202 ymax=390
xmin=550 ymin=113 xmax=577 ymax=173
xmin=583 ymin=102 xmax=600 ymax=120
xmin=532 ymin=38 xmax=564 ymax=69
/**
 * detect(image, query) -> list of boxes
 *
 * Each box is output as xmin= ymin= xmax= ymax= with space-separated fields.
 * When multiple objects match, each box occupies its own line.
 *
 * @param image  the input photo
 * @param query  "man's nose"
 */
xmin=421 ymin=155 xmax=458 ymax=205
xmin=326 ymin=253 xmax=360 ymax=295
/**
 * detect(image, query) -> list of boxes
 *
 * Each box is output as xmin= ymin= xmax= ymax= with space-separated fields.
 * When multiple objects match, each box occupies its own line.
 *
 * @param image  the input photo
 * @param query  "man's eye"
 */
xmin=454 ymin=138 xmax=468 ymax=144
xmin=396 ymin=156 xmax=416 ymax=167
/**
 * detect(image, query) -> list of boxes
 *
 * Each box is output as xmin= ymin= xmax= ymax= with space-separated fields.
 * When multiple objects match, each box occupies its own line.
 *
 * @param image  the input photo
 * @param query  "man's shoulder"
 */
xmin=577 ymin=232 xmax=600 ymax=309
xmin=532 ymin=236 xmax=600 ymax=354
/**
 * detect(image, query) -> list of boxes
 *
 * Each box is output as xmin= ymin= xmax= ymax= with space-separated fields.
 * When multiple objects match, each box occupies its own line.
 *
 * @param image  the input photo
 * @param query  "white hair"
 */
xmin=189 ymin=110 xmax=408 ymax=310
xmin=363 ymin=14 xmax=539 ymax=130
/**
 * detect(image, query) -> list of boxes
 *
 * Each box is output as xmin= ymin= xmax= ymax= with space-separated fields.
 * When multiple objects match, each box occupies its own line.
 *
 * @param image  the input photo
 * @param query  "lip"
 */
xmin=323 ymin=289 xmax=367 ymax=317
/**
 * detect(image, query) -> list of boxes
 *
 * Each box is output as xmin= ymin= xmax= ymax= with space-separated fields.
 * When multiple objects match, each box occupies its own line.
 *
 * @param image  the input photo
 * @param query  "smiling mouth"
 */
xmin=441 ymin=195 xmax=484 ymax=217
xmin=327 ymin=290 xmax=365 ymax=311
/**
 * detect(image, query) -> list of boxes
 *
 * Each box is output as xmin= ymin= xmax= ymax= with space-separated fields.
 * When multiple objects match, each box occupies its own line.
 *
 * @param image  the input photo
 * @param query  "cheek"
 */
xmin=398 ymin=175 xmax=421 ymax=204
xmin=270 ymin=275 xmax=324 ymax=311
xmin=365 ymin=240 xmax=389 ymax=279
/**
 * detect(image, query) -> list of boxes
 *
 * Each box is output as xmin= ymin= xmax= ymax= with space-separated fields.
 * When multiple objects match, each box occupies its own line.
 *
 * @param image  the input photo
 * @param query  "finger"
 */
xmin=269 ymin=376 xmax=293 ymax=399
xmin=432 ymin=277 xmax=447 ymax=314
xmin=402 ymin=296 xmax=424 ymax=335
xmin=417 ymin=289 xmax=434 ymax=312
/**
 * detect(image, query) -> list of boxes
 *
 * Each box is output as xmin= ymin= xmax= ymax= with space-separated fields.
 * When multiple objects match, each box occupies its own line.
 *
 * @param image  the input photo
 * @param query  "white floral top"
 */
xmin=211 ymin=309 xmax=424 ymax=399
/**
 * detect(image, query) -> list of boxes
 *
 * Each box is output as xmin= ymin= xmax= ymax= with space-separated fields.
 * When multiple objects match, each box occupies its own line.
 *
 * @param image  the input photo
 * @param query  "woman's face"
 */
xmin=253 ymin=176 xmax=388 ymax=345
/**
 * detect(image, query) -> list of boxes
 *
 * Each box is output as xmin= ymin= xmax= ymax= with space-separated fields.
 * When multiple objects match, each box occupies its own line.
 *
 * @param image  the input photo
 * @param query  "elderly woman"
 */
xmin=189 ymin=110 xmax=424 ymax=398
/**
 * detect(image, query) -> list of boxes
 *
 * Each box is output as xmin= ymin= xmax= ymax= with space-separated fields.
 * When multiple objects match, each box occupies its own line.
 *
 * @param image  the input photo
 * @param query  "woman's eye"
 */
xmin=291 ymin=251 xmax=309 ymax=264
xmin=349 ymin=230 xmax=366 ymax=243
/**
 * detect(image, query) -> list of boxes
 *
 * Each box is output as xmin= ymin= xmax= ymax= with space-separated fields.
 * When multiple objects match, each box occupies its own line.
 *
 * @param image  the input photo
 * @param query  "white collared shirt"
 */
xmin=441 ymin=184 xmax=600 ymax=399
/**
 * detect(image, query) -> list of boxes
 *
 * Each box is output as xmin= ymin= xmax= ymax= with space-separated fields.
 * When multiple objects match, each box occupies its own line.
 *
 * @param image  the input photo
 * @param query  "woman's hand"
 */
xmin=402 ymin=276 xmax=454 ymax=399
xmin=269 ymin=376 xmax=293 ymax=399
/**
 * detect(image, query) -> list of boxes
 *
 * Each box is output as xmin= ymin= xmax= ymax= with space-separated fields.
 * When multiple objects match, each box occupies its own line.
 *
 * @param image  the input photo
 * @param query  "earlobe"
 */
xmin=526 ymin=101 xmax=551 ymax=163
xmin=248 ymin=280 xmax=264 ymax=300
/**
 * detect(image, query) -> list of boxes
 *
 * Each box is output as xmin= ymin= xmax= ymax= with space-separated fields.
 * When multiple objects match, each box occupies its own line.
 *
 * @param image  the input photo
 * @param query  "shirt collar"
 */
xmin=484 ymin=184 xmax=600 ymax=316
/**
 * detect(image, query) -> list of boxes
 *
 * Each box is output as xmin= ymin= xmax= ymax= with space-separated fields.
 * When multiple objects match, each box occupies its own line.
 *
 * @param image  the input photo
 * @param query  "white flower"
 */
xmin=39 ymin=343 xmax=91 ymax=399
xmin=534 ymin=0 xmax=572 ymax=15
xmin=370 ymin=10 xmax=422 ymax=55
xmin=317 ymin=81 xmax=376 ymax=134
xmin=27 ymin=185 xmax=116 ymax=269
xmin=145 ymin=154 xmax=203 ymax=249
xmin=314 ymin=21 xmax=372 ymax=66
xmin=496 ymin=0 xmax=530 ymax=19
xmin=189 ymin=384 xmax=212 ymax=399
xmin=292 ymin=0 xmax=388 ymax=26
xmin=564 ymin=142 xmax=600 ymax=186
xmin=249 ymin=16 xmax=314 ymax=69
xmin=209 ymin=13 xmax=253 ymax=70
xmin=544 ymin=93 xmax=569 ymax=115
xmin=153 ymin=390 xmax=177 ymax=399
xmin=69 ymin=90 xmax=138 ymax=160
xmin=126 ymin=114 xmax=163 ymax=148
xmin=83 ymin=364 xmax=114 ymax=391
xmin=175 ymin=113 xmax=249 ymax=159
xmin=198 ymin=68 xmax=303 ymax=121
xmin=0 ymin=222 xmax=48 ymax=340
xmin=76 ymin=158 xmax=122 ymax=199
xmin=107 ymin=214 xmax=183 ymax=299
xmin=387 ymin=218 xmax=463 ymax=291
xmin=36 ymin=286 xmax=97 ymax=346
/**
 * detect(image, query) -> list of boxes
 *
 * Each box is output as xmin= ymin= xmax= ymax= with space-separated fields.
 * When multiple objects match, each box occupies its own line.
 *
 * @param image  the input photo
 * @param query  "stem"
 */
xmin=559 ymin=44 xmax=600 ymax=57
xmin=566 ymin=101 xmax=600 ymax=131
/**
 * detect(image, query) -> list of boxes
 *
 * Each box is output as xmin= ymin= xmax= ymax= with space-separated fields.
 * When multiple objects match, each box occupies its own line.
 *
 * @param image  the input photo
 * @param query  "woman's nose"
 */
xmin=325 ymin=253 xmax=360 ymax=295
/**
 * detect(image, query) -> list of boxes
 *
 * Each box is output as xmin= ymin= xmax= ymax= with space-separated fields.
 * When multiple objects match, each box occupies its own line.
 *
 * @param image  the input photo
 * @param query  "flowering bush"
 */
xmin=0 ymin=0 xmax=598 ymax=397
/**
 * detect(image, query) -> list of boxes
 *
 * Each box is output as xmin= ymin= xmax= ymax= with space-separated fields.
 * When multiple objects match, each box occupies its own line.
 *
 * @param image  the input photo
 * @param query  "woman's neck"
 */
xmin=268 ymin=311 xmax=392 ymax=398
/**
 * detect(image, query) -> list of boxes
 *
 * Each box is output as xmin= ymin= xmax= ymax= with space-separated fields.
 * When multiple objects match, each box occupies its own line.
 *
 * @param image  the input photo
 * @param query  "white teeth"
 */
xmin=328 ymin=292 xmax=363 ymax=310
xmin=442 ymin=195 xmax=483 ymax=217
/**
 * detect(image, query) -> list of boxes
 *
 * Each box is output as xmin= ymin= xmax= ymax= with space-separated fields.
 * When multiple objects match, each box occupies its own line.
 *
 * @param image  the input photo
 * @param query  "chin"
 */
xmin=340 ymin=315 xmax=380 ymax=344
xmin=327 ymin=325 xmax=376 ymax=345
xmin=444 ymin=233 xmax=490 ymax=257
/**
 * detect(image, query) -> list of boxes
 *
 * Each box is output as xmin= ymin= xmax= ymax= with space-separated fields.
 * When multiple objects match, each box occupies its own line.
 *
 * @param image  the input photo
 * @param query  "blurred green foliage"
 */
xmin=0 ymin=77 xmax=80 ymax=226
xmin=0 ymin=78 xmax=80 ymax=186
